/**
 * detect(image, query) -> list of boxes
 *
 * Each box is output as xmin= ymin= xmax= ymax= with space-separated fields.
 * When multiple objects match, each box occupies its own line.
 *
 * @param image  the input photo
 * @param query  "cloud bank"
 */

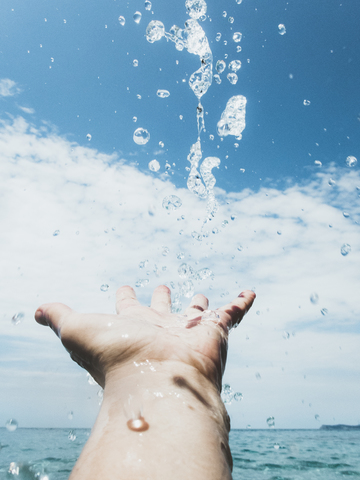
xmin=1 ymin=115 xmax=359 ymax=428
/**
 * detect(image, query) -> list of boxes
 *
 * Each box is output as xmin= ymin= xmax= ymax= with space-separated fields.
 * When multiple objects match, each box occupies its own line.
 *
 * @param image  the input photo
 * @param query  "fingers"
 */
xmin=116 ymin=286 xmax=140 ymax=313
xmin=34 ymin=302 xmax=73 ymax=337
xmin=185 ymin=293 xmax=209 ymax=316
xmin=217 ymin=290 xmax=256 ymax=330
xmin=150 ymin=285 xmax=171 ymax=313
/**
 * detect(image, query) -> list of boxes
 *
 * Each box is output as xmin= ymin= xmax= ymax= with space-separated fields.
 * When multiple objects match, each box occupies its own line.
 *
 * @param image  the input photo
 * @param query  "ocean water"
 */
xmin=1 ymin=428 xmax=359 ymax=479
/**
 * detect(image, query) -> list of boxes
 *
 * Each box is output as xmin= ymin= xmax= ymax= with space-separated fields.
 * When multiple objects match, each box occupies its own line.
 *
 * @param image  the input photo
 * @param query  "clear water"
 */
xmin=1 ymin=428 xmax=360 ymax=479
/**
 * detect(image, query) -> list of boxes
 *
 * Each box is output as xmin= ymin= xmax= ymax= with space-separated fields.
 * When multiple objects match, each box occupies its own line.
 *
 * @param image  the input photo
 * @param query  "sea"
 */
xmin=0 ymin=428 xmax=359 ymax=479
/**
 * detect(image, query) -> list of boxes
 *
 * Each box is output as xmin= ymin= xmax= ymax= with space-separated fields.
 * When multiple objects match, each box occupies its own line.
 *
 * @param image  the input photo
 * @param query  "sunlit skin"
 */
xmin=35 ymin=285 xmax=255 ymax=480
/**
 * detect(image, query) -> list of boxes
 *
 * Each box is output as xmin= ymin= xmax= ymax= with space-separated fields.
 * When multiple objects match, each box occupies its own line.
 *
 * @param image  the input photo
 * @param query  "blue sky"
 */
xmin=0 ymin=0 xmax=360 ymax=430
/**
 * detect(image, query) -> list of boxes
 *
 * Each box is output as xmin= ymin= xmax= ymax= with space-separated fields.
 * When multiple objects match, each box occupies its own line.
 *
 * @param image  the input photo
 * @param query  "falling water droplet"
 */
xmin=310 ymin=293 xmax=319 ymax=304
xmin=146 ymin=20 xmax=165 ymax=43
xmin=86 ymin=133 xmax=92 ymax=141
xmin=100 ymin=284 xmax=109 ymax=292
xmin=5 ymin=419 xmax=18 ymax=432
xmin=11 ymin=312 xmax=24 ymax=325
xmin=53 ymin=230 xmax=60 ymax=236
xmin=133 ymin=59 xmax=139 ymax=67
xmin=133 ymin=11 xmax=142 ymax=24
xmin=234 ymin=392 xmax=243 ymax=401
xmin=341 ymin=244 xmax=351 ymax=256
xmin=145 ymin=0 xmax=152 ymax=11
xmin=148 ymin=159 xmax=160 ymax=172
xmin=228 ymin=16 xmax=234 ymax=23
xmin=162 ymin=195 xmax=182 ymax=211
xmin=267 ymin=416 xmax=275 ymax=428
xmin=229 ymin=60 xmax=242 ymax=72
xmin=278 ymin=24 xmax=286 ymax=35
xmin=218 ymin=95 xmax=246 ymax=138
xmin=303 ymin=99 xmax=311 ymax=106
xmin=221 ymin=384 xmax=234 ymax=405
xmin=157 ymin=89 xmax=170 ymax=98
xmin=216 ymin=32 xmax=222 ymax=42
xmin=227 ymin=73 xmax=238 ymax=85
xmin=135 ymin=279 xmax=149 ymax=288
xmin=162 ymin=246 xmax=170 ymax=256
xmin=314 ymin=160 xmax=322 ymax=167
xmin=68 ymin=430 xmax=76 ymax=441
xmin=233 ymin=32 xmax=242 ymax=42
xmin=133 ymin=128 xmax=150 ymax=145
xmin=345 ymin=156 xmax=357 ymax=167
xmin=321 ymin=308 xmax=328 ymax=316
xmin=118 ymin=16 xmax=125 ymax=26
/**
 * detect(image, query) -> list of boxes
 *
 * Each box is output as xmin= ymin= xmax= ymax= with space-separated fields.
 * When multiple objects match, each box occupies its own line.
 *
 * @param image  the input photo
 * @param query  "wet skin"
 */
xmin=35 ymin=285 xmax=255 ymax=480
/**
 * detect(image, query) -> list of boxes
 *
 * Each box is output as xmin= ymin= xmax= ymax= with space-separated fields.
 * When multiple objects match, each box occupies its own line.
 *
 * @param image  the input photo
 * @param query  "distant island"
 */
xmin=320 ymin=424 xmax=360 ymax=431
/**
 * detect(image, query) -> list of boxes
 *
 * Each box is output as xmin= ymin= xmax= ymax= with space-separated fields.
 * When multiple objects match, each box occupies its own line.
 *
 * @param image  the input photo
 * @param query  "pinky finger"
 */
xmin=217 ymin=290 xmax=256 ymax=331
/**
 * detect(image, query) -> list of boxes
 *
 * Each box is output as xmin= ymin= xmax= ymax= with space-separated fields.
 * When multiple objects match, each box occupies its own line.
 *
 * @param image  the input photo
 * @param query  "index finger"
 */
xmin=217 ymin=290 xmax=256 ymax=331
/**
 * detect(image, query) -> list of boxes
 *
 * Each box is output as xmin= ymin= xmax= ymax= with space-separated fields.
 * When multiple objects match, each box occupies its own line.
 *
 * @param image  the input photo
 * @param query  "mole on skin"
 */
xmin=127 ymin=417 xmax=150 ymax=432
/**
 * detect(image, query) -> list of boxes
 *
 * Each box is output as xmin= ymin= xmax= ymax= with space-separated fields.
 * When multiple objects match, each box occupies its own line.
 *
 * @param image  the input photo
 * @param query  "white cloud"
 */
xmin=1 ymin=115 xmax=359 ymax=428
xmin=18 ymin=105 xmax=35 ymax=115
xmin=0 ymin=78 xmax=21 ymax=97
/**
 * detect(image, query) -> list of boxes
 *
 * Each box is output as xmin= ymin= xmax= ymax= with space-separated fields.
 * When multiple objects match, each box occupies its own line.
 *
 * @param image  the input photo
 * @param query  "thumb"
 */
xmin=35 ymin=303 xmax=73 ymax=337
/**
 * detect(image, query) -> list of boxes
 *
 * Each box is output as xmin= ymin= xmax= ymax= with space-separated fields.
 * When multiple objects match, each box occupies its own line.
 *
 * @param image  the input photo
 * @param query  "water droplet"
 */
xmin=341 ymin=244 xmax=351 ymax=256
xmin=216 ymin=33 xmax=222 ymax=42
xmin=234 ymin=392 xmax=243 ymax=401
xmin=343 ymin=212 xmax=350 ymax=218
xmin=178 ymin=263 xmax=194 ymax=279
xmin=314 ymin=160 xmax=322 ymax=167
xmin=127 ymin=417 xmax=149 ymax=432
xmin=277 ymin=230 xmax=282 ymax=235
xmin=218 ymin=95 xmax=246 ymax=138
xmin=229 ymin=60 xmax=242 ymax=72
xmin=133 ymin=116 xmax=137 ymax=122
xmin=148 ymin=159 xmax=160 ymax=172
xmin=118 ymin=16 xmax=125 ymax=26
xmin=214 ymin=74 xmax=221 ymax=84
xmin=216 ymin=60 xmax=226 ymax=74
xmin=100 ymin=284 xmax=109 ymax=292
xmin=162 ymin=195 xmax=182 ymax=211
xmin=139 ymin=260 xmax=149 ymax=269
xmin=345 ymin=155 xmax=357 ymax=167
xmin=228 ymin=16 xmax=234 ymax=23
xmin=185 ymin=0 xmax=207 ymax=19
xmin=315 ymin=414 xmax=320 ymax=421
xmin=310 ymin=293 xmax=319 ymax=304
xmin=177 ymin=252 xmax=185 ymax=260
xmin=146 ymin=20 xmax=165 ymax=43
xmin=282 ymin=331 xmax=290 ymax=340
xmin=328 ymin=178 xmax=336 ymax=186
xmin=68 ymin=430 xmax=76 ymax=441
xmin=86 ymin=133 xmax=92 ymax=141
xmin=165 ymin=162 xmax=171 ymax=171
xmin=6 ymin=419 xmax=18 ymax=432
xmin=145 ymin=0 xmax=152 ymax=11
xmin=255 ymin=372 xmax=261 ymax=380
xmin=321 ymin=308 xmax=328 ymax=316
xmin=221 ymin=384 xmax=234 ymax=405
xmin=162 ymin=246 xmax=170 ymax=256
xmin=278 ymin=24 xmax=286 ymax=35
xmin=133 ymin=59 xmax=139 ymax=67
xmin=159 ymin=141 xmax=164 ymax=148
xmin=222 ymin=11 xmax=227 ymax=18
xmin=11 ymin=312 xmax=24 ymax=325
xmin=137 ymin=94 xmax=142 ymax=100
xmin=157 ymin=89 xmax=170 ymax=98
xmin=135 ymin=279 xmax=149 ymax=287
xmin=179 ymin=280 xmax=194 ymax=298
xmin=227 ymin=73 xmax=238 ymax=85
xmin=303 ymin=99 xmax=311 ymax=106
xmin=267 ymin=416 xmax=275 ymax=428
xmin=133 ymin=127 xmax=150 ymax=145
xmin=233 ymin=32 xmax=242 ymax=43
xmin=53 ymin=230 xmax=60 ymax=236
xmin=191 ymin=231 xmax=202 ymax=241
xmin=196 ymin=268 xmax=212 ymax=280
xmin=133 ymin=11 xmax=142 ymax=24
xmin=236 ymin=45 xmax=242 ymax=52
xmin=235 ymin=0 xmax=243 ymax=4
xmin=68 ymin=411 xmax=74 ymax=420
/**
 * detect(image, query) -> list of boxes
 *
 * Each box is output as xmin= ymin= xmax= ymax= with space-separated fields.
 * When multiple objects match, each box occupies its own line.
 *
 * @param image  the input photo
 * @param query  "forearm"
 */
xmin=70 ymin=361 xmax=232 ymax=480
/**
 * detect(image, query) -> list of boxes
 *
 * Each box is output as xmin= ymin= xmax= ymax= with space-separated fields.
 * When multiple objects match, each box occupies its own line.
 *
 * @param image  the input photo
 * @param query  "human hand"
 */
xmin=35 ymin=285 xmax=255 ymax=391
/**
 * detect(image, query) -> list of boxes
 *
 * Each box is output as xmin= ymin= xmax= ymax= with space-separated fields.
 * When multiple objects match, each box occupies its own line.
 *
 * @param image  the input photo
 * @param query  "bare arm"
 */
xmin=35 ymin=285 xmax=255 ymax=480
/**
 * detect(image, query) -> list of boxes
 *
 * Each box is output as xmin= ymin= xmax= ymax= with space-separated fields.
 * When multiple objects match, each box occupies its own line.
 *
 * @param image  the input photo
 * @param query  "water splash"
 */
xmin=217 ymin=95 xmax=247 ymax=139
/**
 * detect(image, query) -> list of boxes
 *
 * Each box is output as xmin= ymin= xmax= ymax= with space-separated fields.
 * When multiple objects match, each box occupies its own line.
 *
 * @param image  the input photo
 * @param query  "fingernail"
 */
xmin=238 ymin=293 xmax=245 ymax=298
